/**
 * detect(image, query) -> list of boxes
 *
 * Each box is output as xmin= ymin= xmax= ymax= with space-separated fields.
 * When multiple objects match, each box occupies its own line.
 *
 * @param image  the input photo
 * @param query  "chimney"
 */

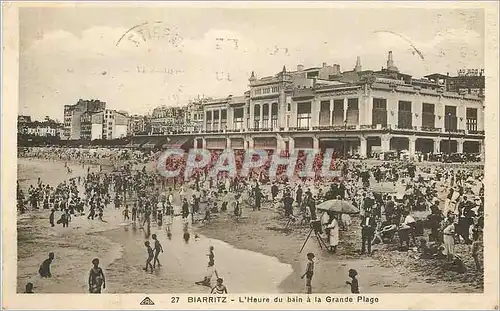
xmin=387 ymin=51 xmax=394 ymax=68
xmin=333 ymin=64 xmax=341 ymax=75
xmin=297 ymin=64 xmax=304 ymax=71
xmin=354 ymin=56 xmax=362 ymax=72
xmin=386 ymin=51 xmax=399 ymax=72
xmin=322 ymin=62 xmax=327 ymax=68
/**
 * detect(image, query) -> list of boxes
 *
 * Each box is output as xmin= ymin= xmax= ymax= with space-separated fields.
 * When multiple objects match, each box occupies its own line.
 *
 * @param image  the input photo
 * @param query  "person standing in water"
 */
xmin=88 ymin=258 xmax=106 ymax=293
xmin=152 ymin=234 xmax=164 ymax=269
xmin=123 ymin=205 xmax=130 ymax=222
xmin=207 ymin=246 xmax=215 ymax=266
xmin=143 ymin=241 xmax=154 ymax=273
xmin=131 ymin=203 xmax=137 ymax=222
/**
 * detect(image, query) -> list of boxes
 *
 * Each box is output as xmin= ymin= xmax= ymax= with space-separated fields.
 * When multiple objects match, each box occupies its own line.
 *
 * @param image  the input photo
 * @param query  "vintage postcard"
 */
xmin=2 ymin=1 xmax=499 ymax=310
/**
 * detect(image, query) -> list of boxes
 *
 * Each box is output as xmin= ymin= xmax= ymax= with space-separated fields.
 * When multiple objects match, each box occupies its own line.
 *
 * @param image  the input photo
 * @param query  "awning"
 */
xmin=162 ymin=136 xmax=192 ymax=149
xmin=126 ymin=143 xmax=141 ymax=148
xmin=141 ymin=136 xmax=170 ymax=149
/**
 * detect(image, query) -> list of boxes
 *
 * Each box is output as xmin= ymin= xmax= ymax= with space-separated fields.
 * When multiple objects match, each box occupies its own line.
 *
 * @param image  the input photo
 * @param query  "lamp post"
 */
xmin=447 ymin=112 xmax=452 ymax=161
xmin=343 ymin=119 xmax=348 ymax=160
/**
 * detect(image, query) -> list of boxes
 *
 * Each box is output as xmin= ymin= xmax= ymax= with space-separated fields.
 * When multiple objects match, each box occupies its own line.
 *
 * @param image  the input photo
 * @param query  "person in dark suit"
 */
xmin=361 ymin=210 xmax=377 ymax=255
xmin=271 ymin=183 xmax=279 ymax=201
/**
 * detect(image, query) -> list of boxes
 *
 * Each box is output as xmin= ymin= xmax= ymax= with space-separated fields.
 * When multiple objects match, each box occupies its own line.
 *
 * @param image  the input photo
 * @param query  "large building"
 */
xmin=80 ymin=109 xmax=129 ymax=140
xmin=18 ymin=116 xmax=63 ymax=137
xmin=184 ymin=99 xmax=205 ymax=133
xmin=135 ymin=51 xmax=485 ymax=159
xmin=128 ymin=114 xmax=150 ymax=136
xmin=63 ymin=99 xmax=106 ymax=139
xmin=150 ymin=106 xmax=187 ymax=134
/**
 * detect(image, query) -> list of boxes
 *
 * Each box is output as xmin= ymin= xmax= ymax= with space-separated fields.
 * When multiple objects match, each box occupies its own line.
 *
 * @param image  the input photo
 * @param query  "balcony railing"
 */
xmin=467 ymin=130 xmax=485 ymax=135
xmin=140 ymin=124 xmax=485 ymax=136
xmin=420 ymin=126 xmax=442 ymax=132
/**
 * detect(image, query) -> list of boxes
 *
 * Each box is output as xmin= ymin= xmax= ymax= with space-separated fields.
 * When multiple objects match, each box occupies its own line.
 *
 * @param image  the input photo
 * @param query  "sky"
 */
xmin=18 ymin=5 xmax=485 ymax=121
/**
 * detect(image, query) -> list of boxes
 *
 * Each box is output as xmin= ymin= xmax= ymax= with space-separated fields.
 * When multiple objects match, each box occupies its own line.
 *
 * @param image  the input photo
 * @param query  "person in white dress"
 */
xmin=327 ymin=214 xmax=339 ymax=253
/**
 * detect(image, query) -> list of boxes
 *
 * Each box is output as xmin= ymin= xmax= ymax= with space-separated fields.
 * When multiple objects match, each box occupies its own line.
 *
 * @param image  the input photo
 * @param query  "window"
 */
xmin=254 ymin=104 xmax=261 ymax=129
xmin=263 ymin=88 xmax=271 ymax=94
xmin=234 ymin=108 xmax=244 ymax=130
xmin=271 ymin=103 xmax=278 ymax=129
xmin=398 ymin=101 xmax=412 ymax=129
xmin=272 ymin=86 xmax=279 ymax=93
xmin=206 ymin=111 xmax=212 ymax=131
xmin=466 ymin=108 xmax=478 ymax=131
xmin=319 ymin=101 xmax=330 ymax=126
xmin=333 ymin=99 xmax=344 ymax=125
xmin=372 ymin=98 xmax=387 ymax=126
xmin=297 ymin=102 xmax=312 ymax=129
xmin=254 ymin=89 xmax=262 ymax=95
xmin=444 ymin=106 xmax=457 ymax=131
xmin=262 ymin=103 xmax=269 ymax=128
xmin=221 ymin=109 xmax=227 ymax=130
xmin=347 ymin=98 xmax=359 ymax=124
xmin=422 ymin=103 xmax=435 ymax=128
xmin=287 ymin=103 xmax=291 ymax=112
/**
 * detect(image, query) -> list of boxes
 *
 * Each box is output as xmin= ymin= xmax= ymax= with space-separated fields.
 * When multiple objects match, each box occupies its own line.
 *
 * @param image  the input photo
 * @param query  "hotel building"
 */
xmin=137 ymin=51 xmax=485 ymax=159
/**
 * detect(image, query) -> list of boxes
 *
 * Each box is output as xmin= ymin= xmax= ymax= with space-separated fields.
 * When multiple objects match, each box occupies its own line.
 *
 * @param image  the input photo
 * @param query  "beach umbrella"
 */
xmin=316 ymin=199 xmax=359 ymax=214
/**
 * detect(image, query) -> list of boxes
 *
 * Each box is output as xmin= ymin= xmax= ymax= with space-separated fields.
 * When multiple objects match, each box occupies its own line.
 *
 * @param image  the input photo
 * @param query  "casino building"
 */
xmin=137 ymin=51 xmax=485 ymax=160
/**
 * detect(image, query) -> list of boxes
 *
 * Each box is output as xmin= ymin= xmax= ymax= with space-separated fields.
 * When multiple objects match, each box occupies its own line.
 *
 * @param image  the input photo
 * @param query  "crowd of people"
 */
xmin=18 ymin=145 xmax=485 ymax=293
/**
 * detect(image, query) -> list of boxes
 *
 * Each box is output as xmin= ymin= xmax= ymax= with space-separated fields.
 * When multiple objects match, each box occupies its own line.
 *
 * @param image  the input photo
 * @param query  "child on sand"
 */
xmin=88 ymin=258 xmax=106 ymax=293
xmin=211 ymin=278 xmax=228 ymax=294
xmin=300 ymin=252 xmax=315 ymax=294
xmin=143 ymin=241 xmax=154 ymax=273
xmin=346 ymin=269 xmax=359 ymax=293
xmin=195 ymin=261 xmax=218 ymax=287
xmin=39 ymin=252 xmax=54 ymax=278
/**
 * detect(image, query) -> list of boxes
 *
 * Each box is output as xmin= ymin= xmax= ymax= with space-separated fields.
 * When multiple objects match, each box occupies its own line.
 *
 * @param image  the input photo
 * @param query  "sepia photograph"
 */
xmin=2 ymin=1 xmax=499 ymax=309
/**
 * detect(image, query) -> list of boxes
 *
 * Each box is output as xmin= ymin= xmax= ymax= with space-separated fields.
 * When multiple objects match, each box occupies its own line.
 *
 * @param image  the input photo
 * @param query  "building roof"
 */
xmin=424 ymin=73 xmax=449 ymax=80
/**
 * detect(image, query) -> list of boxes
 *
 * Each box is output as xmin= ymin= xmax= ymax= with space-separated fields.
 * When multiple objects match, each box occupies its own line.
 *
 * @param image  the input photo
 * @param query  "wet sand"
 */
xmin=17 ymin=159 xmax=125 ymax=293
xmin=17 ymin=158 xmax=292 ymax=293
xmin=100 ymin=218 xmax=292 ymax=293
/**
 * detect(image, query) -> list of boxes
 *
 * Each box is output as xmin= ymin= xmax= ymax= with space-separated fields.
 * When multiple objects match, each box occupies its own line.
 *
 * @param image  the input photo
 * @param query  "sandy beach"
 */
xmin=17 ymin=157 xmax=483 ymax=294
